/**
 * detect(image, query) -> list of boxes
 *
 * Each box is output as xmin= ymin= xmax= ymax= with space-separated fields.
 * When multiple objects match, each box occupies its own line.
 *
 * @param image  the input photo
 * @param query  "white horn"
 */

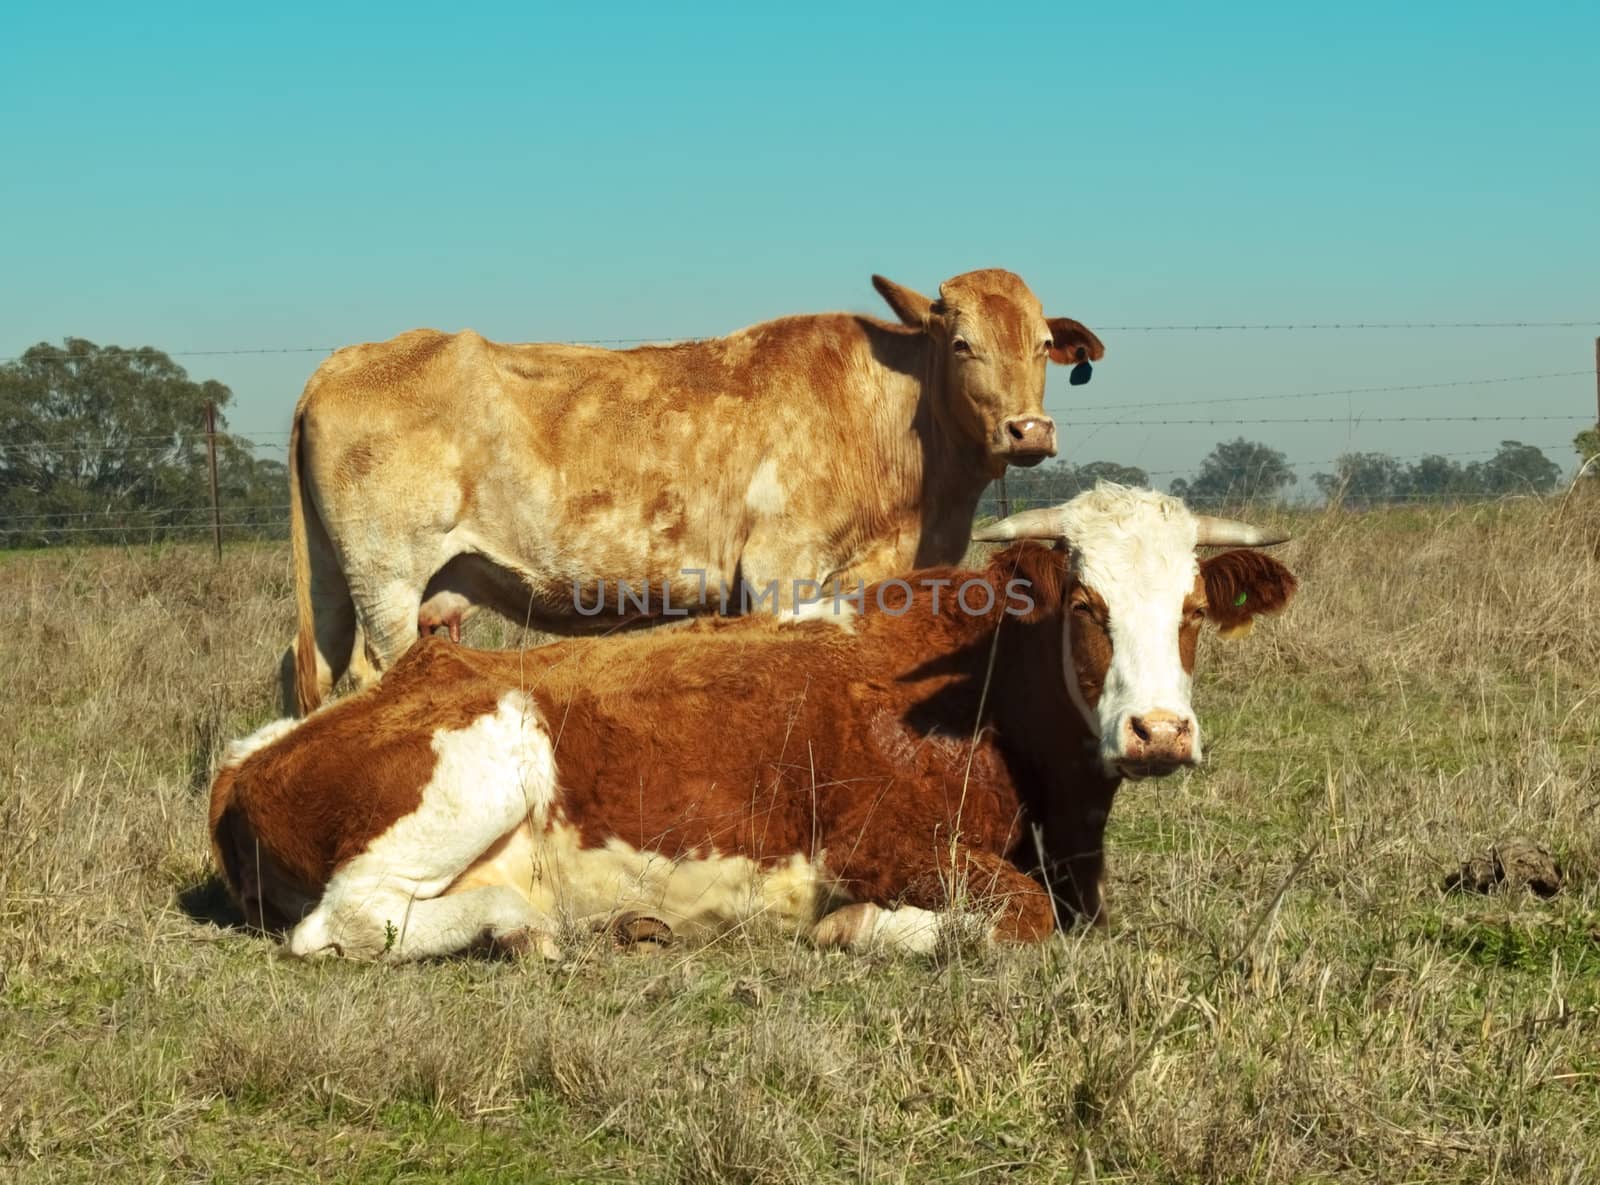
xmin=1192 ymin=514 xmax=1290 ymax=547
xmin=971 ymin=506 xmax=1069 ymax=542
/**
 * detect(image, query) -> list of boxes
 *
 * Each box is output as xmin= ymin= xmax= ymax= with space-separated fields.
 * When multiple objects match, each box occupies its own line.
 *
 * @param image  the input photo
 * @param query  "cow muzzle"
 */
xmin=1000 ymin=416 xmax=1057 ymax=466
xmin=1112 ymin=709 xmax=1198 ymax=779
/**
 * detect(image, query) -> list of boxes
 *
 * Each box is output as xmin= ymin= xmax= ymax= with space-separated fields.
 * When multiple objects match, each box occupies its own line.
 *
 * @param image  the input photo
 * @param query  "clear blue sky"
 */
xmin=3 ymin=1 xmax=1596 ymax=488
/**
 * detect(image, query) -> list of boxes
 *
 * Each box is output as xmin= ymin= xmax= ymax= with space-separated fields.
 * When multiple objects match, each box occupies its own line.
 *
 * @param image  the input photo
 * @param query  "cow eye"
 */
xmin=952 ymin=337 xmax=972 ymax=356
xmin=1072 ymin=600 xmax=1095 ymax=617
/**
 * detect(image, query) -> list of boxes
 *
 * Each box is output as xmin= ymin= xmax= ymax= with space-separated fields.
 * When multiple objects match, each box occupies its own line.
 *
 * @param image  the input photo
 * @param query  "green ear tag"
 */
xmin=1233 ymin=591 xmax=1248 ymax=607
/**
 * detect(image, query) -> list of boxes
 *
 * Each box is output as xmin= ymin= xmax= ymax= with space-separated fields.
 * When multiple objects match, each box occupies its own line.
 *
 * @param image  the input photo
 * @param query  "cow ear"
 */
xmin=872 ymin=275 xmax=937 ymax=328
xmin=1200 ymin=549 xmax=1297 ymax=639
xmin=1046 ymin=317 xmax=1106 ymax=385
xmin=987 ymin=541 xmax=1069 ymax=625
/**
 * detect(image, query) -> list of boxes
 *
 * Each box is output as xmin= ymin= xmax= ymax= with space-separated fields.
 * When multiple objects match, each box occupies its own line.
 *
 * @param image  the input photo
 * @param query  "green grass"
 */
xmin=3 ymin=496 xmax=1599 ymax=1182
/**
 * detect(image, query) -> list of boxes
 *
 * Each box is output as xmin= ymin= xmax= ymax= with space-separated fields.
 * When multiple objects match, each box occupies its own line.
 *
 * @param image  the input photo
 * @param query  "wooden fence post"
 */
xmin=204 ymin=401 xmax=222 ymax=562
xmin=997 ymin=475 xmax=1011 ymax=520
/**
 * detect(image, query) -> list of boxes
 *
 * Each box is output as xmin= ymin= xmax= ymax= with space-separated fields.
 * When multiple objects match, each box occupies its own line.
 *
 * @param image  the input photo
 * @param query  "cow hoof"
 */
xmin=489 ymin=926 xmax=562 ymax=961
xmin=604 ymin=911 xmax=673 ymax=951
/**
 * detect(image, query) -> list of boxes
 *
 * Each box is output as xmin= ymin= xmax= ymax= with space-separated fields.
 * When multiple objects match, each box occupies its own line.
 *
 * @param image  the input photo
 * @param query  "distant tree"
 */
xmin=1313 ymin=452 xmax=1403 ymax=507
xmin=1074 ymin=460 xmax=1150 ymax=490
xmin=1397 ymin=454 xmax=1475 ymax=500
xmin=1465 ymin=440 xmax=1561 ymax=496
xmin=0 ymin=338 xmax=284 ymax=547
xmin=986 ymin=458 xmax=1148 ymax=515
xmin=1575 ymin=425 xmax=1600 ymax=479
xmin=1169 ymin=438 xmax=1294 ymax=506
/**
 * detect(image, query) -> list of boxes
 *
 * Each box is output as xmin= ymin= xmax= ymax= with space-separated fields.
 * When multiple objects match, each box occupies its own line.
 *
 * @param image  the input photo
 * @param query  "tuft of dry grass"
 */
xmin=2 ymin=494 xmax=1598 ymax=1183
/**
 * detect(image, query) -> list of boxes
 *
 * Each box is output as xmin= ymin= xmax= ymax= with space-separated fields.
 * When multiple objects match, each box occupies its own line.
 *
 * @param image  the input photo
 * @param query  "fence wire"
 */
xmin=6 ymin=318 xmax=1600 ymax=365
xmin=4 ymin=324 xmax=1596 ymax=545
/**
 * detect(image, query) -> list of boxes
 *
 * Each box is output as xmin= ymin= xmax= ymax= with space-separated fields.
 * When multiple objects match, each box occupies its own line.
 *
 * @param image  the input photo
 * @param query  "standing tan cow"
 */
xmin=283 ymin=268 xmax=1104 ymax=714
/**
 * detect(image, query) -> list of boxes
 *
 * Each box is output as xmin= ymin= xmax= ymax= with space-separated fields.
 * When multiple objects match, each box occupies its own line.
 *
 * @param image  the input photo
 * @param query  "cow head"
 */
xmin=871 ymin=269 xmax=1104 ymax=476
xmin=976 ymin=485 xmax=1296 ymax=779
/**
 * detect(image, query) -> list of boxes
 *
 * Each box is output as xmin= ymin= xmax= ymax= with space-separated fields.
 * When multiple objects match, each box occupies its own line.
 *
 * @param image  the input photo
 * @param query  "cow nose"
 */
xmin=1001 ymin=416 xmax=1056 ymax=457
xmin=1119 ymin=710 xmax=1196 ymax=772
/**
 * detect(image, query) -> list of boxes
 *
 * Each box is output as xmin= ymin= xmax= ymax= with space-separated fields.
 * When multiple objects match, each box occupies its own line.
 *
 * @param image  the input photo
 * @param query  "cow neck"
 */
xmin=863 ymin=322 xmax=993 ymax=568
xmin=889 ymin=555 xmax=1106 ymax=804
xmin=989 ymin=604 xmax=1104 ymax=783
xmin=916 ymin=409 xmax=993 ymax=567
xmin=954 ymin=570 xmax=1119 ymax=896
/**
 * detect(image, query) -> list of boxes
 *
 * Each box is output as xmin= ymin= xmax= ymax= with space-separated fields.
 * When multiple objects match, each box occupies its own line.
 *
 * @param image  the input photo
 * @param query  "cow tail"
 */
xmin=288 ymin=406 xmax=323 ymax=716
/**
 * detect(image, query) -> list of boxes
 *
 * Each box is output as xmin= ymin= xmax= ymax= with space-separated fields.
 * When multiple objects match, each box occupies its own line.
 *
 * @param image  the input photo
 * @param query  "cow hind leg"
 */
xmin=287 ymin=690 xmax=560 ymax=962
xmin=288 ymin=884 xmax=555 ymax=962
xmin=408 ymin=887 xmax=560 ymax=960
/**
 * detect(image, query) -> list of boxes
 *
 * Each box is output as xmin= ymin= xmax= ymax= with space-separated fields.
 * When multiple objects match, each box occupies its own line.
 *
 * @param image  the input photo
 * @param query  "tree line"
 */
xmin=983 ymin=435 xmax=1585 ymax=516
xmin=2 ymin=340 xmax=1595 ymax=548
xmin=0 ymin=339 xmax=286 ymax=547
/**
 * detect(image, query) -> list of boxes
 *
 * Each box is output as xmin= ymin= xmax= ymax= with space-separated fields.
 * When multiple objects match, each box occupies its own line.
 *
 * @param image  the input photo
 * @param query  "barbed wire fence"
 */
xmin=3 ymin=326 xmax=1598 ymax=548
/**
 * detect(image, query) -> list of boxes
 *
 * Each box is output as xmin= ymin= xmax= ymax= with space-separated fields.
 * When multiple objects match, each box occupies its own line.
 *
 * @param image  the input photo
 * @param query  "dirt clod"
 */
xmin=1444 ymin=837 xmax=1562 ymax=898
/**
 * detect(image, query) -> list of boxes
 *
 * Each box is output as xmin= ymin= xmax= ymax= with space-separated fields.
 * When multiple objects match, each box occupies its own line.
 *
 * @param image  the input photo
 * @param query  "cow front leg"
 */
xmin=810 ymin=902 xmax=944 ymax=953
xmin=903 ymin=845 xmax=1058 ymax=942
xmin=351 ymin=575 xmax=427 ymax=676
xmin=811 ymin=845 xmax=1056 ymax=952
xmin=736 ymin=534 xmax=845 ymax=621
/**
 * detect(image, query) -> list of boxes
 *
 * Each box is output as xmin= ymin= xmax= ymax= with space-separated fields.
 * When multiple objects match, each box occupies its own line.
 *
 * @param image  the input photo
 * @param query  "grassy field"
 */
xmin=3 ymin=495 xmax=1599 ymax=1183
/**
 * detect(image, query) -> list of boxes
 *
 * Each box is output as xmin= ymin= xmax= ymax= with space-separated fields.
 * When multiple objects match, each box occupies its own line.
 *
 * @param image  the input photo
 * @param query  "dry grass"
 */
xmin=2 ymin=494 xmax=1599 ymax=1183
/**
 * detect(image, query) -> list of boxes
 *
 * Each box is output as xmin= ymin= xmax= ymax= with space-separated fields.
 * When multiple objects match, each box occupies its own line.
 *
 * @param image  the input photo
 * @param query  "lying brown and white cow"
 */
xmin=218 ymin=486 xmax=1293 ymax=960
xmin=283 ymin=268 xmax=1104 ymax=715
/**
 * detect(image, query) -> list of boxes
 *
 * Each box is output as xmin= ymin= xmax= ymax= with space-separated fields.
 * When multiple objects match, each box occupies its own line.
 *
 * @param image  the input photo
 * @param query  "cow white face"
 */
xmin=1059 ymin=496 xmax=1206 ymax=778
xmin=975 ymin=484 xmax=1297 ymax=780
xmin=871 ymin=269 xmax=1104 ymax=475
